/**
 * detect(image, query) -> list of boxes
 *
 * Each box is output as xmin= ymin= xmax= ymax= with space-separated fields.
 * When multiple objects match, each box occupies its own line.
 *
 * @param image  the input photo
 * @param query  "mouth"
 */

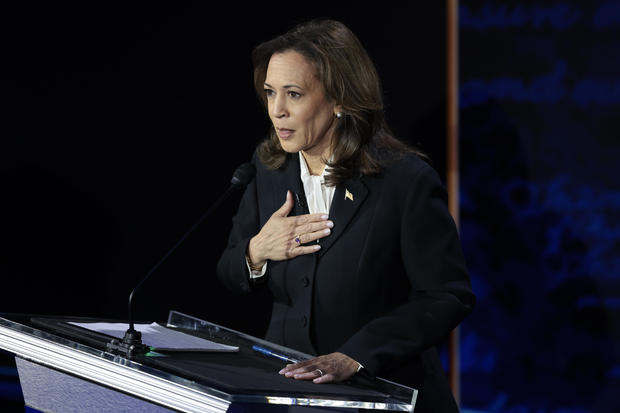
xmin=276 ymin=127 xmax=295 ymax=140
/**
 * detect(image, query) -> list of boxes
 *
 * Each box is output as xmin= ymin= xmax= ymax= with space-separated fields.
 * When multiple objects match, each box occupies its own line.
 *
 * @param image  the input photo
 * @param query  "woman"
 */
xmin=217 ymin=19 xmax=475 ymax=412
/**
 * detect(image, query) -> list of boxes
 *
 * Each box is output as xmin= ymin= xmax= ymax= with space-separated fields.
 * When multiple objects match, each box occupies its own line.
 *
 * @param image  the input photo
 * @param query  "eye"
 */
xmin=264 ymin=88 xmax=274 ymax=98
xmin=288 ymin=91 xmax=302 ymax=99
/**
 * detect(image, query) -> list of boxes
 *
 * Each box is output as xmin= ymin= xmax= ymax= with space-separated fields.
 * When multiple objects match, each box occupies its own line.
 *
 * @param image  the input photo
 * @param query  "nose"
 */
xmin=270 ymin=94 xmax=288 ymax=119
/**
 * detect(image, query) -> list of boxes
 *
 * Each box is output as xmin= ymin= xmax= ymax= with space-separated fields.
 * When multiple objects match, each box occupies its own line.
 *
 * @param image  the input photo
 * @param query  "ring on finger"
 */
xmin=314 ymin=369 xmax=324 ymax=377
xmin=295 ymin=235 xmax=301 ymax=244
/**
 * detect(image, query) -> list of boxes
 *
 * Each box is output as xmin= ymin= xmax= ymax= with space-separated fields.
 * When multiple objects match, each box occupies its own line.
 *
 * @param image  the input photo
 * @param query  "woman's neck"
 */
xmin=301 ymin=150 xmax=328 ymax=176
xmin=301 ymin=130 xmax=335 ymax=176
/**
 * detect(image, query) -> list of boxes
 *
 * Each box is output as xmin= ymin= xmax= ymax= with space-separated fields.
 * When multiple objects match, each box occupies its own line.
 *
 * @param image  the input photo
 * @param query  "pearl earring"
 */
xmin=336 ymin=112 xmax=343 ymax=119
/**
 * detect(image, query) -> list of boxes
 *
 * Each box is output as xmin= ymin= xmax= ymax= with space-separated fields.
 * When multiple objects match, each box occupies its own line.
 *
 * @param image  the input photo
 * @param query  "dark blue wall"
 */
xmin=458 ymin=1 xmax=620 ymax=412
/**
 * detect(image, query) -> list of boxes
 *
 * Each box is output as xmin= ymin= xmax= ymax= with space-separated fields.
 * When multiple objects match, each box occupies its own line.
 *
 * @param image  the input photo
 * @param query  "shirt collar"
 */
xmin=299 ymin=152 xmax=328 ymax=182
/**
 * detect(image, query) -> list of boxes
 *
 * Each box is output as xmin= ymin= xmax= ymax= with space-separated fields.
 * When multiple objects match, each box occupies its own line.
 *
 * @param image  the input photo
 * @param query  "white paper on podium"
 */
xmin=69 ymin=321 xmax=239 ymax=352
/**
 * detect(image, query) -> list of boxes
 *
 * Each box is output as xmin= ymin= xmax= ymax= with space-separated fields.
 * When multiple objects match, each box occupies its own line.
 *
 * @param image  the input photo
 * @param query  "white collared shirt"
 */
xmin=298 ymin=151 xmax=336 ymax=215
xmin=247 ymin=152 xmax=336 ymax=278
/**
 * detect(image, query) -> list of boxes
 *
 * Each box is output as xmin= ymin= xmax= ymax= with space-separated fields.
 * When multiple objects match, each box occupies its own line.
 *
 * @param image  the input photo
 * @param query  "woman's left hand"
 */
xmin=279 ymin=352 xmax=361 ymax=384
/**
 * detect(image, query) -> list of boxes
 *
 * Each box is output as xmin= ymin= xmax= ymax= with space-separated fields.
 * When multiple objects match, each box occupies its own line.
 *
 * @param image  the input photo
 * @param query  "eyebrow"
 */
xmin=264 ymin=82 xmax=304 ymax=90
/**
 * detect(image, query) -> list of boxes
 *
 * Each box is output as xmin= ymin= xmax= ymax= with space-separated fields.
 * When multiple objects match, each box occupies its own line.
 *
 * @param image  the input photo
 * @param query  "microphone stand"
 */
xmin=106 ymin=164 xmax=254 ymax=359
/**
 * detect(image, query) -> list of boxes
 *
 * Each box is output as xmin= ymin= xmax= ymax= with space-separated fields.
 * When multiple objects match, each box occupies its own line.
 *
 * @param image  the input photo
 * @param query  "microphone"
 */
xmin=294 ymin=192 xmax=306 ymax=208
xmin=106 ymin=162 xmax=256 ymax=359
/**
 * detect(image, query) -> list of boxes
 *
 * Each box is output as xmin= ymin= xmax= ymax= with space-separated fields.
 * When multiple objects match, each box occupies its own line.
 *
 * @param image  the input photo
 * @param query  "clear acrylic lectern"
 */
xmin=0 ymin=311 xmax=417 ymax=412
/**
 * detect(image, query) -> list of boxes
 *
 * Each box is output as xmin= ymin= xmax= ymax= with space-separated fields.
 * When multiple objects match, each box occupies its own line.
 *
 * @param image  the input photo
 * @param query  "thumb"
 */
xmin=275 ymin=190 xmax=295 ymax=217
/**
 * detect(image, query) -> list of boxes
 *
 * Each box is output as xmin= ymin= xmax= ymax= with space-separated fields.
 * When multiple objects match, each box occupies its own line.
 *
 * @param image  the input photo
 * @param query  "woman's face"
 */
xmin=264 ymin=51 xmax=340 ymax=158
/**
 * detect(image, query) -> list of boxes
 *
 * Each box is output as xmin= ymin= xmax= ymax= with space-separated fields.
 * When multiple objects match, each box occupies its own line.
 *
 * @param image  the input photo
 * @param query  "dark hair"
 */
xmin=252 ymin=19 xmax=419 ymax=185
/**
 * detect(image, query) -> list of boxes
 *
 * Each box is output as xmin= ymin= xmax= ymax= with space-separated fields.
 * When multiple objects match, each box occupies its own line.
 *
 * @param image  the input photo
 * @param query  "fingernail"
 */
xmin=278 ymin=369 xmax=285 ymax=374
xmin=321 ymin=215 xmax=329 ymax=220
xmin=324 ymin=229 xmax=331 ymax=235
xmin=325 ymin=221 xmax=334 ymax=228
xmin=313 ymin=245 xmax=321 ymax=251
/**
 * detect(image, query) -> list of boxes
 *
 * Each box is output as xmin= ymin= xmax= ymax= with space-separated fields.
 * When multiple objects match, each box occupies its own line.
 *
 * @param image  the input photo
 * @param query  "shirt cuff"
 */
xmin=246 ymin=257 xmax=267 ymax=279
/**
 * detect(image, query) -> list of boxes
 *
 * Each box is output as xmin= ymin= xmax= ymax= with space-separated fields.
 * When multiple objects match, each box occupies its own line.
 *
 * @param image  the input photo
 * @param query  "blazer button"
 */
xmin=301 ymin=276 xmax=309 ymax=287
xmin=302 ymin=316 xmax=308 ymax=327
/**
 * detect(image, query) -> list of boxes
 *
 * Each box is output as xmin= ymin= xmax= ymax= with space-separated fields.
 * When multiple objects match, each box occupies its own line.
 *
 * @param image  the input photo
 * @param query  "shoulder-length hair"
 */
xmin=252 ymin=19 xmax=420 ymax=186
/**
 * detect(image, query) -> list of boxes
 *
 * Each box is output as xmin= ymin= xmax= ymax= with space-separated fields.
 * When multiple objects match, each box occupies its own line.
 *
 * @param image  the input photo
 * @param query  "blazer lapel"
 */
xmin=319 ymin=177 xmax=368 ymax=257
xmin=272 ymin=154 xmax=308 ymax=217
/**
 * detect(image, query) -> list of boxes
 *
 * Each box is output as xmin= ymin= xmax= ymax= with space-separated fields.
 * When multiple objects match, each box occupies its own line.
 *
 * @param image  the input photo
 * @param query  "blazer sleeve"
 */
xmin=216 ymin=157 xmax=264 ymax=294
xmin=338 ymin=162 xmax=475 ymax=376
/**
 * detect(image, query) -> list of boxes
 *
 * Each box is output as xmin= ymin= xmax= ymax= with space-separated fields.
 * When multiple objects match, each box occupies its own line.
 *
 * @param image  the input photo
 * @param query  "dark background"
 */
xmin=1 ymin=2 xmax=447 ymax=410
xmin=2 ymin=2 xmax=447 ymax=326
xmin=2 ymin=1 xmax=619 ymax=412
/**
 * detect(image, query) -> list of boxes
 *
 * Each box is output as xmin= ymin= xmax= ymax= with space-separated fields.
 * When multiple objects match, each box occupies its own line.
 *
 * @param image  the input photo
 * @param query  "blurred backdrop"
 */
xmin=2 ymin=1 xmax=619 ymax=412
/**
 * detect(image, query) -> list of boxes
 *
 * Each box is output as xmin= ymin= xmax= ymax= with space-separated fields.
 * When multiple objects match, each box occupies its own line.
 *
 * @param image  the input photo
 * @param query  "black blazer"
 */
xmin=217 ymin=151 xmax=475 ymax=412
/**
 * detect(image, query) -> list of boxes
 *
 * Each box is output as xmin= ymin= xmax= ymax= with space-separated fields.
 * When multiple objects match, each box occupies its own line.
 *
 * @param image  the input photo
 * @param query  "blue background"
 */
xmin=458 ymin=1 xmax=619 ymax=412
xmin=2 ymin=1 xmax=619 ymax=412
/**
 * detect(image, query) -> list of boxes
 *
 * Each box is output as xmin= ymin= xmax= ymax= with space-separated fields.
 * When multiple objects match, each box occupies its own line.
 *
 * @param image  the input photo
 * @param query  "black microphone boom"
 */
xmin=106 ymin=162 xmax=256 ymax=359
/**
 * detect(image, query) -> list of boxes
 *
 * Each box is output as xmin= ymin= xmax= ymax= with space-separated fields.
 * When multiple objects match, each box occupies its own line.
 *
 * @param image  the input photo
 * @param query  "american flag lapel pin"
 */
xmin=345 ymin=188 xmax=354 ymax=202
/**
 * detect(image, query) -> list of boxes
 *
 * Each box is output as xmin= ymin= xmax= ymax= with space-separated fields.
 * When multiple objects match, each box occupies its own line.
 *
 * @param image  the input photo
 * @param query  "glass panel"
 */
xmin=166 ymin=310 xmax=417 ymax=408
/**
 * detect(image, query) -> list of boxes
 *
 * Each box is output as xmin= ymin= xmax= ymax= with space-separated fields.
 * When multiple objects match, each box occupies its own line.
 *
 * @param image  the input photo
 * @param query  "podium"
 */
xmin=0 ymin=311 xmax=417 ymax=412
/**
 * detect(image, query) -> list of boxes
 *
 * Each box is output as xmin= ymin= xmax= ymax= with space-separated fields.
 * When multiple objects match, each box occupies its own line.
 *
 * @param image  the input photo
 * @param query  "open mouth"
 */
xmin=277 ymin=128 xmax=295 ymax=140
